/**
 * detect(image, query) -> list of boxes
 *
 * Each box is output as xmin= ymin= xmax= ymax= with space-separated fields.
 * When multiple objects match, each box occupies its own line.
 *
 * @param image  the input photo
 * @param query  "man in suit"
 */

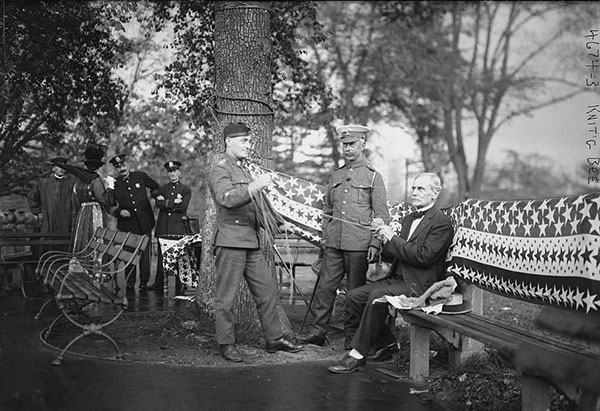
xmin=106 ymin=154 xmax=159 ymax=291
xmin=300 ymin=124 xmax=390 ymax=348
xmin=209 ymin=122 xmax=303 ymax=362
xmin=149 ymin=160 xmax=192 ymax=294
xmin=328 ymin=172 xmax=454 ymax=373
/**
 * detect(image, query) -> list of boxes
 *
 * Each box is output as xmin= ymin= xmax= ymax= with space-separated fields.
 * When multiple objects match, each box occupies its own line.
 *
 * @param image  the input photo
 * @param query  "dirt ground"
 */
xmin=41 ymin=301 xmax=358 ymax=368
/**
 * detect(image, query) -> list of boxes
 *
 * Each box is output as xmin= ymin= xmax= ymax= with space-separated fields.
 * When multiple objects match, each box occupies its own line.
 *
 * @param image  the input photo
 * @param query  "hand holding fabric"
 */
xmin=249 ymin=174 xmax=272 ymax=196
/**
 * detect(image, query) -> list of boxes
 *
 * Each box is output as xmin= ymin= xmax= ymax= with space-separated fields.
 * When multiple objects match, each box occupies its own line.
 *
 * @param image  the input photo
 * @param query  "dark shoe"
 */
xmin=220 ymin=344 xmax=243 ymax=362
xmin=147 ymin=283 xmax=163 ymax=291
xmin=299 ymin=333 xmax=326 ymax=347
xmin=367 ymin=342 xmax=400 ymax=362
xmin=328 ymin=354 xmax=366 ymax=374
xmin=266 ymin=336 xmax=304 ymax=353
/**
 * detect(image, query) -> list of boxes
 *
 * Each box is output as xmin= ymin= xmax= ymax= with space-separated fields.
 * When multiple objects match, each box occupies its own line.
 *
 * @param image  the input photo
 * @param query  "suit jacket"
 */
xmin=208 ymin=153 xmax=260 ymax=249
xmin=154 ymin=181 xmax=192 ymax=237
xmin=110 ymin=171 xmax=159 ymax=235
xmin=382 ymin=205 xmax=454 ymax=295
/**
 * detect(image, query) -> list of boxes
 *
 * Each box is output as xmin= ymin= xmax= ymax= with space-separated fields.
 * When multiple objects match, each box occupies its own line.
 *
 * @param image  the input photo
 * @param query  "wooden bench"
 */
xmin=0 ymin=230 xmax=72 ymax=297
xmin=34 ymin=227 xmax=149 ymax=365
xmin=393 ymin=194 xmax=600 ymax=411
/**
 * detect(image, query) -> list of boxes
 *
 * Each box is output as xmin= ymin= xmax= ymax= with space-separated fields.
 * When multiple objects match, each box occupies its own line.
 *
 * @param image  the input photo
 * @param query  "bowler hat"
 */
xmin=440 ymin=293 xmax=472 ymax=315
xmin=46 ymin=157 xmax=68 ymax=166
xmin=223 ymin=123 xmax=251 ymax=139
xmin=109 ymin=154 xmax=127 ymax=167
xmin=164 ymin=160 xmax=182 ymax=171
xmin=336 ymin=124 xmax=370 ymax=143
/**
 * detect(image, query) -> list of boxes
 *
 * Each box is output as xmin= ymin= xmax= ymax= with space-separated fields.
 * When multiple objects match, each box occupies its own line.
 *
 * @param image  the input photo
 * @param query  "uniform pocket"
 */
xmin=351 ymin=180 xmax=372 ymax=203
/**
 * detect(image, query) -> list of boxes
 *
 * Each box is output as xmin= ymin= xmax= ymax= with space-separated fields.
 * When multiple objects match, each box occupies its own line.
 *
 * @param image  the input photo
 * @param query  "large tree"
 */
xmin=0 ymin=1 xmax=131 ymax=195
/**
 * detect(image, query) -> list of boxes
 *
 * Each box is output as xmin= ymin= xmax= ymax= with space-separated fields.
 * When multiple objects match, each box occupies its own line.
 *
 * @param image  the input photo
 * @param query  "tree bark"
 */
xmin=196 ymin=1 xmax=292 ymax=339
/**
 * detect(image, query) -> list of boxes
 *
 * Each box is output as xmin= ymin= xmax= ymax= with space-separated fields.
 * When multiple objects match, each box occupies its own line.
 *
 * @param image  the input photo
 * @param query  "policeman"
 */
xmin=149 ymin=160 xmax=192 ymax=294
xmin=106 ymin=154 xmax=159 ymax=291
xmin=208 ymin=122 xmax=304 ymax=362
xmin=300 ymin=124 xmax=390 ymax=348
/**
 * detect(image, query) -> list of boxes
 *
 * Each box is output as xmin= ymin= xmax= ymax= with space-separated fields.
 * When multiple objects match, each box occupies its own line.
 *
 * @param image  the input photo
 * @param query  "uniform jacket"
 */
xmin=154 ymin=181 xmax=192 ymax=237
xmin=209 ymin=153 xmax=261 ymax=249
xmin=382 ymin=206 xmax=454 ymax=295
xmin=322 ymin=158 xmax=390 ymax=251
xmin=28 ymin=175 xmax=77 ymax=234
xmin=109 ymin=171 xmax=159 ymax=235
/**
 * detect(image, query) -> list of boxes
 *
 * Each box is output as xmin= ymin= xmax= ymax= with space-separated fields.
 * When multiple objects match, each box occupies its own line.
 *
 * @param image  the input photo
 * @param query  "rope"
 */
xmin=209 ymin=93 xmax=275 ymax=117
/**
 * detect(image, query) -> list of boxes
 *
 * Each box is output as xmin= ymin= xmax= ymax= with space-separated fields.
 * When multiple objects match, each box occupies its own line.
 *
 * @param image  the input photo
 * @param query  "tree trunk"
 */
xmin=196 ymin=1 xmax=292 ymax=340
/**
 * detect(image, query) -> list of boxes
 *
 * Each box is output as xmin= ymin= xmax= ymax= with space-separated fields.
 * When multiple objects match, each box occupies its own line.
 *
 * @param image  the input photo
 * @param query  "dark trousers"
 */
xmin=346 ymin=277 xmax=410 ymax=356
xmin=126 ymin=245 xmax=151 ymax=287
xmin=214 ymin=246 xmax=283 ymax=345
xmin=309 ymin=247 xmax=368 ymax=336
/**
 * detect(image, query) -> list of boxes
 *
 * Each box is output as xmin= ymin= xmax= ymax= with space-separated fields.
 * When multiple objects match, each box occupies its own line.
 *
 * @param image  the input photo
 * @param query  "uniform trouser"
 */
xmin=154 ymin=242 xmax=182 ymax=290
xmin=310 ymin=247 xmax=368 ymax=336
xmin=214 ymin=246 xmax=283 ymax=345
xmin=126 ymin=245 xmax=151 ymax=287
xmin=346 ymin=277 xmax=409 ymax=356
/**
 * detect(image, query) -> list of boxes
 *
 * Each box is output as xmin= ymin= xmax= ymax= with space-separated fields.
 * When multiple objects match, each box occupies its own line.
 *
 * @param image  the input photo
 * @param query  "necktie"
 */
xmin=412 ymin=209 xmax=426 ymax=219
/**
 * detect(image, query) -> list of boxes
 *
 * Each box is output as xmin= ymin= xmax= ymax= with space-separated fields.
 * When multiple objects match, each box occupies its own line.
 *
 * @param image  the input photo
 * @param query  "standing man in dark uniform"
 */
xmin=149 ymin=160 xmax=192 ymax=294
xmin=209 ymin=122 xmax=303 ymax=362
xmin=28 ymin=157 xmax=77 ymax=254
xmin=106 ymin=154 xmax=159 ymax=291
xmin=300 ymin=124 xmax=390 ymax=348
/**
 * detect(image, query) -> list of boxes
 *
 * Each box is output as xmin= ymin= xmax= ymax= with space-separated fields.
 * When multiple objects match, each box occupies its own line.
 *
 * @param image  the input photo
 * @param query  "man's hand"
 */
xmin=367 ymin=246 xmax=379 ymax=263
xmin=120 ymin=209 xmax=131 ymax=218
xmin=249 ymin=174 xmax=273 ymax=194
xmin=156 ymin=195 xmax=165 ymax=201
xmin=174 ymin=193 xmax=183 ymax=204
xmin=375 ymin=225 xmax=395 ymax=243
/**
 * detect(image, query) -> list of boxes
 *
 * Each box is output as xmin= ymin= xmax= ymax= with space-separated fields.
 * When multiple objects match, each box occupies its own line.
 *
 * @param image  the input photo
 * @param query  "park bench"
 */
xmin=394 ymin=194 xmax=600 ymax=411
xmin=34 ymin=227 xmax=149 ymax=365
xmin=0 ymin=229 xmax=72 ymax=297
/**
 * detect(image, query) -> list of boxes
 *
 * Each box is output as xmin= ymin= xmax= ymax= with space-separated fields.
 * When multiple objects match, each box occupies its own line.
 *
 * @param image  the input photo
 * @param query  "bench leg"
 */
xmin=522 ymin=374 xmax=550 ymax=411
xmin=34 ymin=297 xmax=54 ymax=320
xmin=409 ymin=324 xmax=430 ymax=382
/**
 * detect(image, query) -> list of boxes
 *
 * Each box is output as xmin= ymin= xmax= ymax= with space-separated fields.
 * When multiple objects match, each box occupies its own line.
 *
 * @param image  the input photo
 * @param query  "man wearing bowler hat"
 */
xmin=208 ymin=122 xmax=304 ymax=362
xmin=300 ymin=124 xmax=390 ymax=348
xmin=329 ymin=173 xmax=454 ymax=374
xmin=106 ymin=154 xmax=159 ymax=291
xmin=149 ymin=160 xmax=192 ymax=294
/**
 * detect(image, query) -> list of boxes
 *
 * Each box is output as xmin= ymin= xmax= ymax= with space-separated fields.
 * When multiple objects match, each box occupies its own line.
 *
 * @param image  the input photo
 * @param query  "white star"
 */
xmin=583 ymin=290 xmax=598 ymax=313
xmin=588 ymin=217 xmax=600 ymax=235
xmin=288 ymin=176 xmax=299 ymax=188
xmin=523 ymin=201 xmax=534 ymax=212
xmin=295 ymin=184 xmax=307 ymax=198
xmin=306 ymin=182 xmax=317 ymax=192
xmin=314 ymin=191 xmax=325 ymax=203
xmin=580 ymin=202 xmax=593 ymax=219
xmin=523 ymin=223 xmax=532 ymax=237
xmin=573 ymin=287 xmax=584 ymax=310
xmin=555 ymin=197 xmax=566 ymax=210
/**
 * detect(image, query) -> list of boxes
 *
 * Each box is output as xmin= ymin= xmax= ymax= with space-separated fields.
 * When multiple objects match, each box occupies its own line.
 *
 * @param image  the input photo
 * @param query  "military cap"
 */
xmin=336 ymin=124 xmax=371 ymax=143
xmin=223 ymin=122 xmax=251 ymax=139
xmin=164 ymin=160 xmax=182 ymax=171
xmin=108 ymin=154 xmax=127 ymax=167
xmin=46 ymin=157 xmax=68 ymax=166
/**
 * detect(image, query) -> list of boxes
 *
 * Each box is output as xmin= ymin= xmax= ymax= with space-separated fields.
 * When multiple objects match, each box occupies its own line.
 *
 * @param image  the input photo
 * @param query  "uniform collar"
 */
xmin=343 ymin=158 xmax=367 ymax=168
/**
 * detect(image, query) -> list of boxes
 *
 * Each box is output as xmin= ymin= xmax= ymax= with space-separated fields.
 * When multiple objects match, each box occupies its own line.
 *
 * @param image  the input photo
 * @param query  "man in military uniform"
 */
xmin=209 ymin=122 xmax=303 ymax=362
xmin=300 ymin=124 xmax=390 ymax=348
xmin=106 ymin=154 xmax=159 ymax=291
xmin=149 ymin=160 xmax=192 ymax=294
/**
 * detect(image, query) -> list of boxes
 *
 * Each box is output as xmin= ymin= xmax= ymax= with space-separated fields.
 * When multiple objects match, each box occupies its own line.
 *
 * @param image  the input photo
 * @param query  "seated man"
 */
xmin=328 ymin=172 xmax=454 ymax=374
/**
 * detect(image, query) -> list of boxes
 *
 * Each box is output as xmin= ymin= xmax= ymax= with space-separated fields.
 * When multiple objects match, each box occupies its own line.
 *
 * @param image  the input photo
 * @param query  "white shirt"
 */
xmin=407 ymin=204 xmax=435 ymax=240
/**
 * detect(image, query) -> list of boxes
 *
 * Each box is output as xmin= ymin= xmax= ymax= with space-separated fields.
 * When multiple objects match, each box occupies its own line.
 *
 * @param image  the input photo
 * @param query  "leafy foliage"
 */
xmin=0 ymin=0 xmax=131 ymax=195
